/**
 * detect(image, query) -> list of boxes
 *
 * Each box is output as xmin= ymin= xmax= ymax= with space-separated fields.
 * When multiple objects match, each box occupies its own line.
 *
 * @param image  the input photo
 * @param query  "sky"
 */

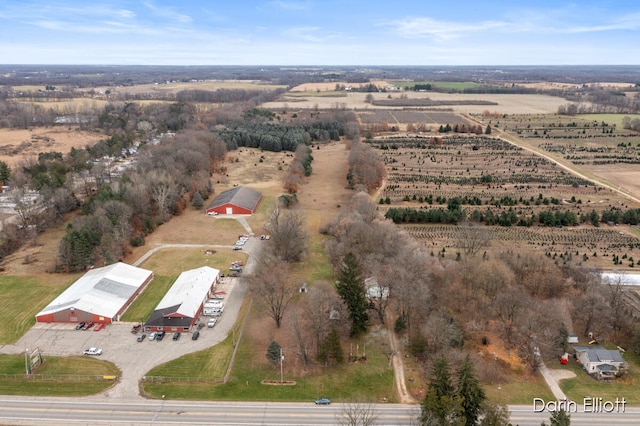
xmin=0 ymin=0 xmax=639 ymax=65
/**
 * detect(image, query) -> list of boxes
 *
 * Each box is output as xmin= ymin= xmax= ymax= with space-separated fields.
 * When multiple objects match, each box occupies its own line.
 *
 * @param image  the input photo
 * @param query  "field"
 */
xmin=88 ymin=80 xmax=287 ymax=96
xmin=476 ymin=113 xmax=640 ymax=202
xmin=263 ymin=91 xmax=568 ymax=114
xmin=390 ymin=81 xmax=481 ymax=91
xmin=0 ymin=354 xmax=120 ymax=396
xmin=370 ymin=135 xmax=640 ymax=269
xmin=0 ymin=127 xmax=104 ymax=167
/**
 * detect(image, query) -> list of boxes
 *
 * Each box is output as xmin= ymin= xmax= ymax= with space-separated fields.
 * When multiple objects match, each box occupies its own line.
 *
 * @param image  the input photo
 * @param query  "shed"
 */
xmin=35 ymin=262 xmax=153 ymax=324
xmin=144 ymin=266 xmax=220 ymax=333
xmin=206 ymin=186 xmax=262 ymax=216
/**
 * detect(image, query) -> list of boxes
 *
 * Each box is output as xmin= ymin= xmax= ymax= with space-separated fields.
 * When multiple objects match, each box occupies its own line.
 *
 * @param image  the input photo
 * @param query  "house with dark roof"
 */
xmin=573 ymin=345 xmax=626 ymax=379
xmin=205 ymin=186 xmax=262 ymax=215
xmin=35 ymin=262 xmax=153 ymax=324
xmin=144 ymin=266 xmax=220 ymax=333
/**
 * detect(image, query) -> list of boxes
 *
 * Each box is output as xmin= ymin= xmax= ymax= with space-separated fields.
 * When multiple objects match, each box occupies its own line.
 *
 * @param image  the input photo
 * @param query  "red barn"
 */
xmin=205 ymin=186 xmax=262 ymax=216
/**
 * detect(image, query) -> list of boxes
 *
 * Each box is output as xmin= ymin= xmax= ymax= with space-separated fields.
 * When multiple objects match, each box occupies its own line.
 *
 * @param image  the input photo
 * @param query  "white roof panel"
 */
xmin=36 ymin=263 xmax=153 ymax=319
xmin=156 ymin=266 xmax=219 ymax=318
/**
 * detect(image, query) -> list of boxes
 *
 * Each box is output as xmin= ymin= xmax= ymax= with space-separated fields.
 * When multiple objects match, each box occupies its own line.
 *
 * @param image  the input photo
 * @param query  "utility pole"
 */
xmin=280 ymin=347 xmax=284 ymax=384
xmin=24 ymin=348 xmax=29 ymax=376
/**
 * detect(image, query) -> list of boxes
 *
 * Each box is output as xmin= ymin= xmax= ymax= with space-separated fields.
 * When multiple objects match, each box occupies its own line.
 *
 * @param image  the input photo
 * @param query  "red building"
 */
xmin=205 ymin=186 xmax=262 ymax=216
xmin=35 ymin=262 xmax=154 ymax=324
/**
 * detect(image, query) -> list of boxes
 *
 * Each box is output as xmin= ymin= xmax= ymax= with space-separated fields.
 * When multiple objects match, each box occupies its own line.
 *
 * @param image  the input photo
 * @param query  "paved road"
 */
xmin=1 ymin=399 xmax=639 ymax=426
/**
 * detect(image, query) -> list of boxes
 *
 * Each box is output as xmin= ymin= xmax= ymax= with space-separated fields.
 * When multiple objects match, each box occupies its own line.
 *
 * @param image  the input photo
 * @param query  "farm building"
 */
xmin=144 ymin=266 xmax=220 ymax=333
xmin=573 ymin=346 xmax=626 ymax=379
xmin=205 ymin=186 xmax=262 ymax=215
xmin=35 ymin=262 xmax=154 ymax=324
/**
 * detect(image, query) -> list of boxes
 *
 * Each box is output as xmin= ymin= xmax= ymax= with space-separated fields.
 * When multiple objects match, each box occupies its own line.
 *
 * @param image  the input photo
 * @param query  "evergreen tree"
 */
xmin=542 ymin=409 xmax=571 ymax=426
xmin=192 ymin=191 xmax=204 ymax=209
xmin=0 ymin=161 xmax=10 ymax=185
xmin=457 ymin=357 xmax=486 ymax=425
xmin=266 ymin=340 xmax=282 ymax=366
xmin=336 ymin=252 xmax=368 ymax=336
xmin=317 ymin=328 xmax=344 ymax=365
xmin=420 ymin=356 xmax=464 ymax=425
xmin=485 ymin=124 xmax=492 ymax=135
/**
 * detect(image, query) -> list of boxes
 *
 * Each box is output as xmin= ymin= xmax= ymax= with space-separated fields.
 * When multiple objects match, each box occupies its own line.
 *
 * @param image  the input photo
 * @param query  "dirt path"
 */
xmin=497 ymin=131 xmax=640 ymax=204
xmin=386 ymin=312 xmax=415 ymax=404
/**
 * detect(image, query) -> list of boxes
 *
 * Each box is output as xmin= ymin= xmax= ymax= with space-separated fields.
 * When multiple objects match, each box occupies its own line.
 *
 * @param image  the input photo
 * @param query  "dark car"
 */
xmin=192 ymin=331 xmax=200 ymax=340
xmin=315 ymin=398 xmax=331 ymax=405
xmin=156 ymin=331 xmax=166 ymax=341
xmin=172 ymin=332 xmax=180 ymax=341
xmin=197 ymin=322 xmax=205 ymax=330
xmin=137 ymin=333 xmax=146 ymax=342
xmin=75 ymin=322 xmax=86 ymax=330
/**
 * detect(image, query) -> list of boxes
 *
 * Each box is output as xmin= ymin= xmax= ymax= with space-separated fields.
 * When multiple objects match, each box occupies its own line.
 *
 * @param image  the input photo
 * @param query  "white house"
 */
xmin=573 ymin=346 xmax=625 ymax=379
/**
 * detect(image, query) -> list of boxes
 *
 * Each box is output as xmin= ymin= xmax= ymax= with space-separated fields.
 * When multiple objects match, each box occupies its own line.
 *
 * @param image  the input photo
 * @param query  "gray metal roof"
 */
xmin=36 ymin=263 xmax=153 ymax=319
xmin=573 ymin=346 xmax=625 ymax=363
xmin=207 ymin=186 xmax=262 ymax=212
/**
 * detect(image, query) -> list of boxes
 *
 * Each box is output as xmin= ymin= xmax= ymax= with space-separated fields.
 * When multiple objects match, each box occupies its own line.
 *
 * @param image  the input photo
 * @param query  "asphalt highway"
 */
xmin=2 ymin=400 xmax=640 ymax=426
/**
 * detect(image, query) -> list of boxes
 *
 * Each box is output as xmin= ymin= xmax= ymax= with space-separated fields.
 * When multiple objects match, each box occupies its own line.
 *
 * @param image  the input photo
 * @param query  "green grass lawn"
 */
xmin=577 ymin=113 xmax=640 ymax=129
xmin=484 ymin=373 xmax=555 ymax=405
xmin=143 ymin=327 xmax=395 ymax=402
xmin=559 ymin=356 xmax=640 ymax=405
xmin=120 ymin=275 xmax=176 ymax=322
xmin=0 ymin=275 xmax=76 ymax=344
xmin=0 ymin=354 xmax=120 ymax=396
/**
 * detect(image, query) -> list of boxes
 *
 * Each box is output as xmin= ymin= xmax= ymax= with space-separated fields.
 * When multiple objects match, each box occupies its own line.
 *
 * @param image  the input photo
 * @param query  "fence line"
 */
xmin=1 ymin=374 xmax=116 ymax=382
xmin=224 ymin=298 xmax=252 ymax=383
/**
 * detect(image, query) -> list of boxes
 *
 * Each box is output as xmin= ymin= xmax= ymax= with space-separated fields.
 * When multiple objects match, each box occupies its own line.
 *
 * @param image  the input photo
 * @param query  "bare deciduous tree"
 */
xmin=455 ymin=221 xmax=491 ymax=257
xmin=266 ymin=207 xmax=308 ymax=262
xmin=336 ymin=398 xmax=379 ymax=426
xmin=248 ymin=253 xmax=295 ymax=328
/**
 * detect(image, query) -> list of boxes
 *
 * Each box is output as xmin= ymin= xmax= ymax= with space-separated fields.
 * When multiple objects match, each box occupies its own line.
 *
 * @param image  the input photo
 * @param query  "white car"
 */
xmin=207 ymin=318 xmax=217 ymax=328
xmin=83 ymin=347 xmax=102 ymax=355
xmin=148 ymin=332 xmax=157 ymax=341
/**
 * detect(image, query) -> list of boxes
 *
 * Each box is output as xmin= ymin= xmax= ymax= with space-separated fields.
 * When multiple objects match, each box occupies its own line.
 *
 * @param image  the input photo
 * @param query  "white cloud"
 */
xmin=270 ymin=1 xmax=309 ymax=11
xmin=381 ymin=17 xmax=509 ymax=40
xmin=143 ymin=1 xmax=192 ymax=24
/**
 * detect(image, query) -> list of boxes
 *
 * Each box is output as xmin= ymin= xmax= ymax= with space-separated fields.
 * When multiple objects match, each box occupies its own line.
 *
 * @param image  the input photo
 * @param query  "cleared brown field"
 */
xmin=89 ymin=80 xmax=287 ymax=96
xmin=290 ymin=80 xmax=390 ymax=92
xmin=264 ymin=91 xmax=568 ymax=114
xmin=0 ymin=127 xmax=104 ymax=167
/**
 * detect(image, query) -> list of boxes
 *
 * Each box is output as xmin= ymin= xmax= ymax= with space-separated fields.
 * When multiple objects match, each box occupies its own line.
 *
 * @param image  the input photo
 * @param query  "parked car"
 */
xmin=211 ymin=294 xmax=225 ymax=300
xmin=197 ymin=322 xmax=205 ymax=330
xmin=83 ymin=347 xmax=102 ymax=356
xmin=192 ymin=331 xmax=200 ymax=340
xmin=232 ymin=246 xmax=242 ymax=251
xmin=211 ymin=309 xmax=223 ymax=317
xmin=148 ymin=332 xmax=157 ymax=341
xmin=156 ymin=331 xmax=166 ymax=341
xmin=131 ymin=323 xmax=142 ymax=334
xmin=230 ymin=265 xmax=242 ymax=272
xmin=172 ymin=332 xmax=180 ymax=341
xmin=315 ymin=397 xmax=331 ymax=405
xmin=207 ymin=318 xmax=217 ymax=328
xmin=82 ymin=321 xmax=94 ymax=330
xmin=94 ymin=323 xmax=105 ymax=331
xmin=137 ymin=333 xmax=146 ymax=342
xmin=75 ymin=322 xmax=86 ymax=330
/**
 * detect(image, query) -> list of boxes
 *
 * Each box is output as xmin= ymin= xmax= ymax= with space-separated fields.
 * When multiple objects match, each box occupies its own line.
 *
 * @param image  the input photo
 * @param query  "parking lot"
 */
xmin=4 ymin=275 xmax=246 ymax=400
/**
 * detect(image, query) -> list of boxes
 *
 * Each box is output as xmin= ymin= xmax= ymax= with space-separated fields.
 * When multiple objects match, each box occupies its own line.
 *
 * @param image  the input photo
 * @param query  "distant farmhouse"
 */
xmin=144 ymin=266 xmax=220 ymax=333
xmin=35 ymin=263 xmax=153 ymax=324
xmin=206 ymin=186 xmax=262 ymax=216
